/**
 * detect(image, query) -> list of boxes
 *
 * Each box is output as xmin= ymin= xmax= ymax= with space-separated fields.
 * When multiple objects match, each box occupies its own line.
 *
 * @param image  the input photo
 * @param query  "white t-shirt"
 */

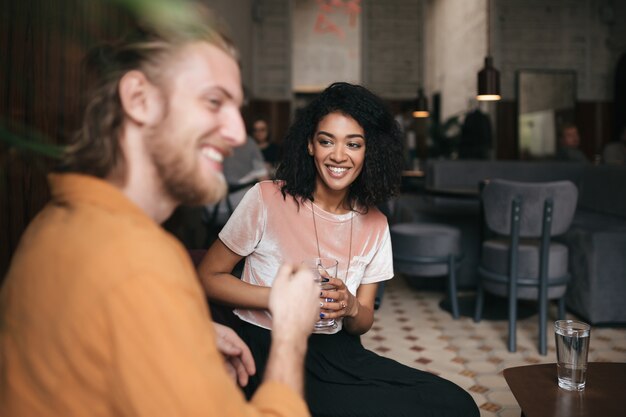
xmin=219 ymin=181 xmax=394 ymax=334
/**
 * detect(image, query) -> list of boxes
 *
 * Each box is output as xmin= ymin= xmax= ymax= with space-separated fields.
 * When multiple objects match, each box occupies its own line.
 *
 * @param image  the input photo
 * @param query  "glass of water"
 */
xmin=303 ymin=258 xmax=339 ymax=330
xmin=554 ymin=320 xmax=591 ymax=391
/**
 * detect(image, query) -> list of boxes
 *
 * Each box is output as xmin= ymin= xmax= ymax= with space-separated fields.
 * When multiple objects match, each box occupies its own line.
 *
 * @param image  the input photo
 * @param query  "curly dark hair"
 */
xmin=275 ymin=82 xmax=404 ymax=210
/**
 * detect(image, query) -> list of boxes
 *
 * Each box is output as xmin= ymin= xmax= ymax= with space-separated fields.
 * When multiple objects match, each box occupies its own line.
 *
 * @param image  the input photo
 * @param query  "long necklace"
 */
xmin=311 ymin=201 xmax=354 ymax=284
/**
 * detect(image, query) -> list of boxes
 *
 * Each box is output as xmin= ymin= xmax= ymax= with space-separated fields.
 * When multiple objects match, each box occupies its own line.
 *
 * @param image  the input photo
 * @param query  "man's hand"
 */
xmin=213 ymin=322 xmax=255 ymax=387
xmin=264 ymin=264 xmax=320 ymax=395
xmin=269 ymin=264 xmax=320 ymax=341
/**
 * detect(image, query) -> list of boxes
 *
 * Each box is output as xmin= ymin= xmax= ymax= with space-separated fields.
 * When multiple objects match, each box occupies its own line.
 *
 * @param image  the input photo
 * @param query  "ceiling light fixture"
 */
xmin=412 ymin=88 xmax=429 ymax=118
xmin=477 ymin=0 xmax=501 ymax=101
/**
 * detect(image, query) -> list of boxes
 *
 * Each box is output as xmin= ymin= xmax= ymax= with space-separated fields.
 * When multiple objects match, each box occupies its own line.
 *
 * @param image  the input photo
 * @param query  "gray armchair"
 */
xmin=473 ymin=179 xmax=578 ymax=355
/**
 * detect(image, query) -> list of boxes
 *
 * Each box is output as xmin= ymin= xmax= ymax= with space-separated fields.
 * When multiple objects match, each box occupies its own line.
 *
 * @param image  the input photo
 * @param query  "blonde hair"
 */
xmin=62 ymin=9 xmax=238 ymax=177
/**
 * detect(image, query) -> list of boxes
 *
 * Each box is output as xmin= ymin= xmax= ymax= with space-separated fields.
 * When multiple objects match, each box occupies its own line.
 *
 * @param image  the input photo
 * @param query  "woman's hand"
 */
xmin=319 ymin=277 xmax=359 ymax=320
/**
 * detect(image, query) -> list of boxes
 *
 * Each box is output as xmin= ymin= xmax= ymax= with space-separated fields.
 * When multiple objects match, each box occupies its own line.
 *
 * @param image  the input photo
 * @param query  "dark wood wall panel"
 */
xmin=1 ymin=0 xmax=134 ymax=279
xmin=575 ymin=101 xmax=614 ymax=160
xmin=496 ymin=100 xmax=519 ymax=160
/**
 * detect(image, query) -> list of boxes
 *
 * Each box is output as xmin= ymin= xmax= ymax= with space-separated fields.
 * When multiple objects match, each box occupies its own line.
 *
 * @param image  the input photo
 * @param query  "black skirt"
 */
xmin=237 ymin=322 xmax=479 ymax=417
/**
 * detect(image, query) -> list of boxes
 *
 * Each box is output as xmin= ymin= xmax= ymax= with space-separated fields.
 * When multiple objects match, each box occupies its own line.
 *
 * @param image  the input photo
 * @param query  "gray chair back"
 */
xmin=482 ymin=179 xmax=578 ymax=237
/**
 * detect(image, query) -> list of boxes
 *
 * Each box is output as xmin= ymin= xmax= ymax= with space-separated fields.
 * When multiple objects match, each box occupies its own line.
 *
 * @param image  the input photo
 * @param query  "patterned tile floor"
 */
xmin=361 ymin=275 xmax=626 ymax=417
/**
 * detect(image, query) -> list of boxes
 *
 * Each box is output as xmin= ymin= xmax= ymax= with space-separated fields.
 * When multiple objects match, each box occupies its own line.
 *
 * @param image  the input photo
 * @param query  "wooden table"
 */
xmin=503 ymin=362 xmax=626 ymax=417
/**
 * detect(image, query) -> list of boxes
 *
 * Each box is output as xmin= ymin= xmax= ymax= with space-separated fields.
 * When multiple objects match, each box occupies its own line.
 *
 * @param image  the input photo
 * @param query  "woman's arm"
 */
xmin=197 ymin=239 xmax=271 ymax=309
xmin=320 ymin=281 xmax=378 ymax=335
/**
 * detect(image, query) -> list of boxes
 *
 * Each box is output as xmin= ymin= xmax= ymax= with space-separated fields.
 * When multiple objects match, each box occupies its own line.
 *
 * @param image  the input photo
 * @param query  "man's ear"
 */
xmin=118 ymin=70 xmax=163 ymax=125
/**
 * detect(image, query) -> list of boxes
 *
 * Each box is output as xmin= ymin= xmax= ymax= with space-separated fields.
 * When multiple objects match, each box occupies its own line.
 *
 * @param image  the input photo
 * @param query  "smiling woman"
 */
xmin=278 ymin=82 xmax=403 ymax=210
xmin=307 ymin=112 xmax=366 ymax=202
xmin=198 ymin=82 xmax=480 ymax=416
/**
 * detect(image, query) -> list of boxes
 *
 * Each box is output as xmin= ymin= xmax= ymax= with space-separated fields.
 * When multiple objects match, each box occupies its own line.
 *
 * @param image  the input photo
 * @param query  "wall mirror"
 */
xmin=517 ymin=70 xmax=576 ymax=158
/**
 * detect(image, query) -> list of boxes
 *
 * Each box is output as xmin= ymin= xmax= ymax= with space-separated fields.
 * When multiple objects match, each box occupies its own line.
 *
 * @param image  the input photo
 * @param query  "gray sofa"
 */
xmin=559 ymin=166 xmax=626 ymax=324
xmin=395 ymin=160 xmax=626 ymax=325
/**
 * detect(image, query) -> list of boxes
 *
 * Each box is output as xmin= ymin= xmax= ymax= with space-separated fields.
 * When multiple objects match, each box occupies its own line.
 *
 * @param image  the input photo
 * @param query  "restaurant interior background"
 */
xmin=2 ymin=0 xmax=626 ymax=278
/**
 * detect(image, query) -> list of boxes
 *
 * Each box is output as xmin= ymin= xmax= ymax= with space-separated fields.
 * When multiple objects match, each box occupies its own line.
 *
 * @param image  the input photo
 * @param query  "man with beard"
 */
xmin=0 ymin=18 xmax=319 ymax=417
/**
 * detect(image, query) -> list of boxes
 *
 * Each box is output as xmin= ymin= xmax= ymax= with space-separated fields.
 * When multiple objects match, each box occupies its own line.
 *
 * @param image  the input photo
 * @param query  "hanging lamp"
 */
xmin=477 ymin=0 xmax=501 ymax=101
xmin=412 ymin=88 xmax=429 ymax=118
xmin=477 ymin=57 xmax=500 ymax=101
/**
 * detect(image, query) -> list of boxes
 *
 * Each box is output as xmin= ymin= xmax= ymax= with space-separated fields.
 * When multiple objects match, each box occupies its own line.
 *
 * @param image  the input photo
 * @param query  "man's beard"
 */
xmin=147 ymin=126 xmax=227 ymax=206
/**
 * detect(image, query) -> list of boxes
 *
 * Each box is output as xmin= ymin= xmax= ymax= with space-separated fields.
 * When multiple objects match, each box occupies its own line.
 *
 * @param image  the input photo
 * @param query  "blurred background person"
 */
xmin=252 ymin=118 xmax=282 ymax=175
xmin=555 ymin=123 xmax=589 ymax=162
xmin=205 ymin=134 xmax=269 ymax=232
xmin=223 ymin=134 xmax=269 ymax=187
xmin=458 ymin=105 xmax=493 ymax=160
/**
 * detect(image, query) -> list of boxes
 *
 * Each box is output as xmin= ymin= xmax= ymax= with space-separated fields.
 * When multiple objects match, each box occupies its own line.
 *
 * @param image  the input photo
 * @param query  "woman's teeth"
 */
xmin=328 ymin=166 xmax=348 ymax=174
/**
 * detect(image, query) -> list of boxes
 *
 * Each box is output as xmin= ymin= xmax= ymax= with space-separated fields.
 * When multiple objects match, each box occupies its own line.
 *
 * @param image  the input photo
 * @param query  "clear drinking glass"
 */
xmin=554 ymin=320 xmax=591 ymax=391
xmin=303 ymin=258 xmax=339 ymax=329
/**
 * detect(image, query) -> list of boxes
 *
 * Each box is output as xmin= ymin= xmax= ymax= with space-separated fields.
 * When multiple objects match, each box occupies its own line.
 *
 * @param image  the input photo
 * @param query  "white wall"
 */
xmin=362 ymin=0 xmax=424 ymax=99
xmin=424 ymin=0 xmax=487 ymax=120
xmin=204 ymin=0 xmax=626 ymax=105
xmin=204 ymin=0 xmax=254 ymax=91
xmin=210 ymin=0 xmax=425 ymax=100
xmin=251 ymin=0 xmax=292 ymax=99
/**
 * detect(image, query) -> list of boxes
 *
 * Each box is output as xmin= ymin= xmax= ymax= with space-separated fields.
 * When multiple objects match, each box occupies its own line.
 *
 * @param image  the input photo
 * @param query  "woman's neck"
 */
xmin=312 ymin=184 xmax=351 ymax=214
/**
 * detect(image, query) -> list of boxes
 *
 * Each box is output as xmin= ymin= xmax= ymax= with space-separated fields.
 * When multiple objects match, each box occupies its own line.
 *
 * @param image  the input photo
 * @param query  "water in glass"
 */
xmin=555 ymin=320 xmax=590 ymax=391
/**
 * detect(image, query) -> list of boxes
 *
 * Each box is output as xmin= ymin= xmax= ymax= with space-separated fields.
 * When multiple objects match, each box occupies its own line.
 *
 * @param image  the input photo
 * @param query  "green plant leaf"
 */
xmin=0 ymin=123 xmax=65 ymax=159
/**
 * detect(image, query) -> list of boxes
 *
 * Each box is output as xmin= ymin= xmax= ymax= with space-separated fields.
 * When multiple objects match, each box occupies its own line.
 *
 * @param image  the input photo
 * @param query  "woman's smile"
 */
xmin=327 ymin=165 xmax=350 ymax=176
